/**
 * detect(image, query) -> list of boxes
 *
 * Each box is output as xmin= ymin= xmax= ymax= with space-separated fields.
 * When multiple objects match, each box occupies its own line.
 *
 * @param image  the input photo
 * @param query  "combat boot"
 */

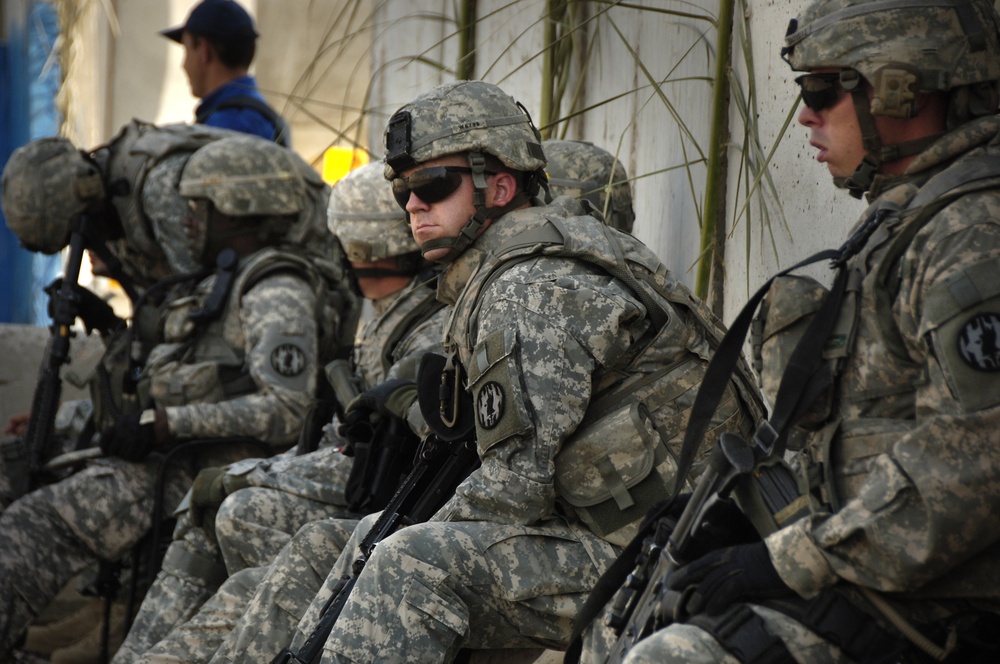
xmin=49 ymin=601 xmax=127 ymax=664
xmin=22 ymin=596 xmax=103 ymax=655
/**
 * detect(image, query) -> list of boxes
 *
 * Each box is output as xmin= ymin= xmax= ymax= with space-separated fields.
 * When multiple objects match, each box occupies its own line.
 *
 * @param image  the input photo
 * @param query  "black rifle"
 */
xmin=18 ymin=215 xmax=111 ymax=491
xmin=270 ymin=432 xmax=480 ymax=664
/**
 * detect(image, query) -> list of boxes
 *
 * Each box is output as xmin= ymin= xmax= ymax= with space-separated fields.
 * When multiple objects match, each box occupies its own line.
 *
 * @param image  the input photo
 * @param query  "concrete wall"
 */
xmin=60 ymin=0 xmax=372 ymax=168
xmin=0 ymin=324 xmax=104 ymax=439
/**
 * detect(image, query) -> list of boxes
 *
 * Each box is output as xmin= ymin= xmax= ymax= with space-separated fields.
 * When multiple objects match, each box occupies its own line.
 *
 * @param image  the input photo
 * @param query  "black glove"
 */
xmin=668 ymin=541 xmax=793 ymax=616
xmin=339 ymin=379 xmax=417 ymax=445
xmin=99 ymin=412 xmax=156 ymax=461
xmin=46 ymin=278 xmax=123 ymax=337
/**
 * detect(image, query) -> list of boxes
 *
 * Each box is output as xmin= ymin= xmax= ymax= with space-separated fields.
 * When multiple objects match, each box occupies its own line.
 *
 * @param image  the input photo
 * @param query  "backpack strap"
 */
xmin=201 ymin=94 xmax=291 ymax=147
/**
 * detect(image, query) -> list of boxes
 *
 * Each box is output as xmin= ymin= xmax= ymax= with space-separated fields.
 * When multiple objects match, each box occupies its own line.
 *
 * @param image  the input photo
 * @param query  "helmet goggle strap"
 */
xmin=419 ymin=151 xmax=531 ymax=262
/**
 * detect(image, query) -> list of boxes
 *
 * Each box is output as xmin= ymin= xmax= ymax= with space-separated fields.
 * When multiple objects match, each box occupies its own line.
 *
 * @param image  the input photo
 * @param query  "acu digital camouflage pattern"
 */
xmin=306 ymin=189 xmax=760 ymax=662
xmin=327 ymin=161 xmax=418 ymax=262
xmin=383 ymin=80 xmax=546 ymax=179
xmin=0 ymin=254 xmax=321 ymax=660
xmin=543 ymin=139 xmax=635 ymax=233
xmin=784 ymin=0 xmax=1000 ymax=94
xmin=179 ymin=135 xmax=306 ymax=217
xmin=0 ymin=136 xmax=105 ymax=254
xmin=121 ymin=285 xmax=447 ymax=663
xmin=601 ymin=84 xmax=1000 ymax=664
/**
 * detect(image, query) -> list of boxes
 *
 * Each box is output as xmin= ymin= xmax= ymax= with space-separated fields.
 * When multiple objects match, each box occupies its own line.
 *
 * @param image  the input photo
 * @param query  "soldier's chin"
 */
xmin=419 ymin=245 xmax=452 ymax=263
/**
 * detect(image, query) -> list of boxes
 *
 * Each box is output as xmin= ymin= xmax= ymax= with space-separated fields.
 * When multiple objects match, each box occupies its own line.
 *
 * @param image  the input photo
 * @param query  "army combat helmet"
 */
xmin=544 ymin=139 xmax=635 ymax=233
xmin=328 ymin=161 xmax=423 ymax=278
xmin=383 ymin=80 xmax=547 ymax=262
xmin=179 ymin=134 xmax=306 ymax=263
xmin=1 ymin=137 xmax=107 ymax=254
xmin=782 ymin=0 xmax=1000 ymax=197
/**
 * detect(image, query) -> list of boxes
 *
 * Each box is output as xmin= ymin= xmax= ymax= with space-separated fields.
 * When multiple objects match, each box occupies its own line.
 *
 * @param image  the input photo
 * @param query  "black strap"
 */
xmin=198 ymin=94 xmax=291 ymax=147
xmin=689 ymin=604 xmax=796 ymax=664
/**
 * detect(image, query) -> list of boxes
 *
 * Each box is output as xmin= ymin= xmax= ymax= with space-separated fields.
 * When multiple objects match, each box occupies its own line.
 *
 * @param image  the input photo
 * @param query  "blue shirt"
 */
xmin=195 ymin=76 xmax=289 ymax=144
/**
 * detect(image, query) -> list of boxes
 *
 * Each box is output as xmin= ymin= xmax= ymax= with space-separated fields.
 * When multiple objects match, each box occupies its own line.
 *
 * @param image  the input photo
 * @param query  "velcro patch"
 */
xmin=957 ymin=313 xmax=1000 ymax=371
xmin=270 ymin=343 xmax=306 ymax=377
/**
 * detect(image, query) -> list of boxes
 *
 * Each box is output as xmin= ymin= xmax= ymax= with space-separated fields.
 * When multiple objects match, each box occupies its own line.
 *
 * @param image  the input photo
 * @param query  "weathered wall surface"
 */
xmin=364 ymin=0 xmax=867 ymax=323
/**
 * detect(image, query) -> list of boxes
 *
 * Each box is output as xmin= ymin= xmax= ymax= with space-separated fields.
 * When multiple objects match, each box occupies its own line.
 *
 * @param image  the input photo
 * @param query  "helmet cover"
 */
xmin=328 ymin=161 xmax=416 ymax=262
xmin=543 ymin=139 xmax=635 ymax=233
xmin=1 ymin=137 xmax=106 ymax=254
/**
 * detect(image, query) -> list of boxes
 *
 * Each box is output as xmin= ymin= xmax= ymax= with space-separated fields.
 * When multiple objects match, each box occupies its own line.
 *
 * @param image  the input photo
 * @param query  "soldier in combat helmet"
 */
xmin=273 ymin=80 xmax=762 ymax=664
xmin=0 ymin=134 xmax=358 ymax=660
xmin=584 ymin=0 xmax=1000 ymax=662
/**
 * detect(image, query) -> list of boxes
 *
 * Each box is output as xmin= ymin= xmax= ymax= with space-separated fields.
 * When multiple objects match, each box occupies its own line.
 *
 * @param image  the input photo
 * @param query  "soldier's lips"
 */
xmin=810 ymin=140 xmax=828 ymax=163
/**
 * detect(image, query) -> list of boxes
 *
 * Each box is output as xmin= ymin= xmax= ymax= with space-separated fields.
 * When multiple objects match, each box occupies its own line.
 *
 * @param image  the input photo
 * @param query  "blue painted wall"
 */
xmin=1 ymin=1 xmax=64 ymax=325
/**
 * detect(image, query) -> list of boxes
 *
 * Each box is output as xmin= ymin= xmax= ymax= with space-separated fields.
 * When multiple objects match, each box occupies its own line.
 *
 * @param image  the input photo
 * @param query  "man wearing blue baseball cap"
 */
xmin=161 ymin=0 xmax=291 ymax=146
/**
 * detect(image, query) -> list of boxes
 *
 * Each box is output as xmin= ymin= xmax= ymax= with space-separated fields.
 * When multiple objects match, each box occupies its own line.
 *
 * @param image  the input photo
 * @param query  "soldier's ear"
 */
xmin=489 ymin=170 xmax=519 ymax=207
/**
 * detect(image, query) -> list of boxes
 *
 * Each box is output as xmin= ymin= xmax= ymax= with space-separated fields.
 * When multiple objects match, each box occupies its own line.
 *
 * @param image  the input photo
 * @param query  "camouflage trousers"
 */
xmin=304 ymin=513 xmax=620 ymax=664
xmin=114 ymin=488 xmax=350 ymax=663
xmin=596 ymin=604 xmax=856 ymax=664
xmin=0 ymin=456 xmax=192 ymax=657
xmin=209 ymin=517 xmax=359 ymax=664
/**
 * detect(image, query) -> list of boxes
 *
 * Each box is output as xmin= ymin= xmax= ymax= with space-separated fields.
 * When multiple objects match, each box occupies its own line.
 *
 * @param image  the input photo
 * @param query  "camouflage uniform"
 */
xmin=0 ymin=257 xmax=319 ymax=657
xmin=305 ymin=81 xmax=760 ymax=663
xmin=0 ymin=125 xmax=237 ymax=510
xmin=120 ymin=161 xmax=447 ymax=663
xmin=606 ymin=1 xmax=1000 ymax=662
xmin=0 ymin=135 xmax=358 ymax=659
xmin=116 ymin=276 xmax=446 ymax=663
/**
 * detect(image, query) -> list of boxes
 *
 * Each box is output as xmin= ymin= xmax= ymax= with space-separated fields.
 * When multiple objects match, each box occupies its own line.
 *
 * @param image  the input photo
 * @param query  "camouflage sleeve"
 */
xmin=165 ymin=272 xmax=318 ymax=446
xmin=435 ymin=259 xmax=645 ymax=526
xmin=766 ymin=198 xmax=1000 ymax=598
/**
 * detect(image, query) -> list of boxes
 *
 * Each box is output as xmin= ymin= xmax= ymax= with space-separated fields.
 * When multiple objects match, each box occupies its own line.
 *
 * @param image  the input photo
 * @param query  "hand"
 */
xmin=4 ymin=412 xmax=30 ymax=436
xmin=667 ymin=541 xmax=793 ymax=616
xmin=339 ymin=379 xmax=417 ymax=443
xmin=99 ymin=411 xmax=157 ymax=461
xmin=189 ymin=467 xmax=228 ymax=535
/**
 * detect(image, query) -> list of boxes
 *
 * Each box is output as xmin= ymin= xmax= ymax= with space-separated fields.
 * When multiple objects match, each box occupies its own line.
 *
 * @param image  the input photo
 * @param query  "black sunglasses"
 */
xmin=391 ymin=166 xmax=494 ymax=210
xmin=795 ymin=72 xmax=845 ymax=112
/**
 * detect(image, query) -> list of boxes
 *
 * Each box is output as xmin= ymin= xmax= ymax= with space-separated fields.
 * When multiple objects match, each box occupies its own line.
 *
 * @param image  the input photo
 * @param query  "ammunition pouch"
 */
xmin=555 ymin=402 xmax=676 ymax=546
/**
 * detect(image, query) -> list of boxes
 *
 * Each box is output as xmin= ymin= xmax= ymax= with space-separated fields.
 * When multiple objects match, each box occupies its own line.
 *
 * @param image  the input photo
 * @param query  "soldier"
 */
xmin=0 ymin=133 xmax=358 ymax=660
xmin=271 ymin=80 xmax=762 ymax=664
xmin=595 ymin=0 xmax=1000 ymax=662
xmin=178 ymin=135 xmax=649 ymax=664
xmin=118 ymin=160 xmax=448 ymax=664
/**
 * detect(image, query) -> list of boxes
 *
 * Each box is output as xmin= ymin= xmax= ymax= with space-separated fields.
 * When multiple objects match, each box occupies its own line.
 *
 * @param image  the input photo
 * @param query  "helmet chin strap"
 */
xmin=419 ymin=151 xmax=531 ymax=262
xmin=838 ymin=71 xmax=942 ymax=198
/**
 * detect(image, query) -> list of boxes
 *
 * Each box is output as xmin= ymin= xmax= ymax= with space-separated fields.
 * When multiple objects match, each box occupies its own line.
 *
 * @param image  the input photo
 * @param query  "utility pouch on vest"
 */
xmin=555 ymin=401 xmax=676 ymax=546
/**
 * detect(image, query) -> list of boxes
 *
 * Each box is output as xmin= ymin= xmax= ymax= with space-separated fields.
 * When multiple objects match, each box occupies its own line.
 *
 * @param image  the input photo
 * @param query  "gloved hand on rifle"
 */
xmin=45 ymin=278 xmax=124 ymax=337
xmin=99 ymin=409 xmax=165 ymax=461
xmin=339 ymin=379 xmax=418 ymax=448
xmin=668 ymin=541 xmax=795 ymax=616
xmin=189 ymin=466 xmax=252 ymax=541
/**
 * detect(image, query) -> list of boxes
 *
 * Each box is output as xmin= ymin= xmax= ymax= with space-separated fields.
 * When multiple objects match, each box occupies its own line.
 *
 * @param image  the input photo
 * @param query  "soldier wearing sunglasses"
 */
xmin=597 ymin=0 xmax=1000 ymax=662
xmin=294 ymin=79 xmax=763 ymax=663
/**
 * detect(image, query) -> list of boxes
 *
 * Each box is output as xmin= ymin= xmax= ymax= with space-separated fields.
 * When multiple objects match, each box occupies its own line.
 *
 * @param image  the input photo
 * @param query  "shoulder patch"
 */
xmin=957 ymin=312 xmax=1000 ymax=372
xmin=477 ymin=381 xmax=505 ymax=429
xmin=271 ymin=343 xmax=307 ymax=377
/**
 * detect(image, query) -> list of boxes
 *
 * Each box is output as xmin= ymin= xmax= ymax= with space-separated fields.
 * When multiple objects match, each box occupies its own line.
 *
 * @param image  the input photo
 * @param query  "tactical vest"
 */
xmin=138 ymin=248 xmax=330 ymax=408
xmin=353 ymin=276 xmax=445 ymax=390
xmin=96 ymin=120 xmax=241 ymax=287
xmin=752 ymin=154 xmax=1000 ymax=524
xmin=445 ymin=210 xmax=764 ymax=546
